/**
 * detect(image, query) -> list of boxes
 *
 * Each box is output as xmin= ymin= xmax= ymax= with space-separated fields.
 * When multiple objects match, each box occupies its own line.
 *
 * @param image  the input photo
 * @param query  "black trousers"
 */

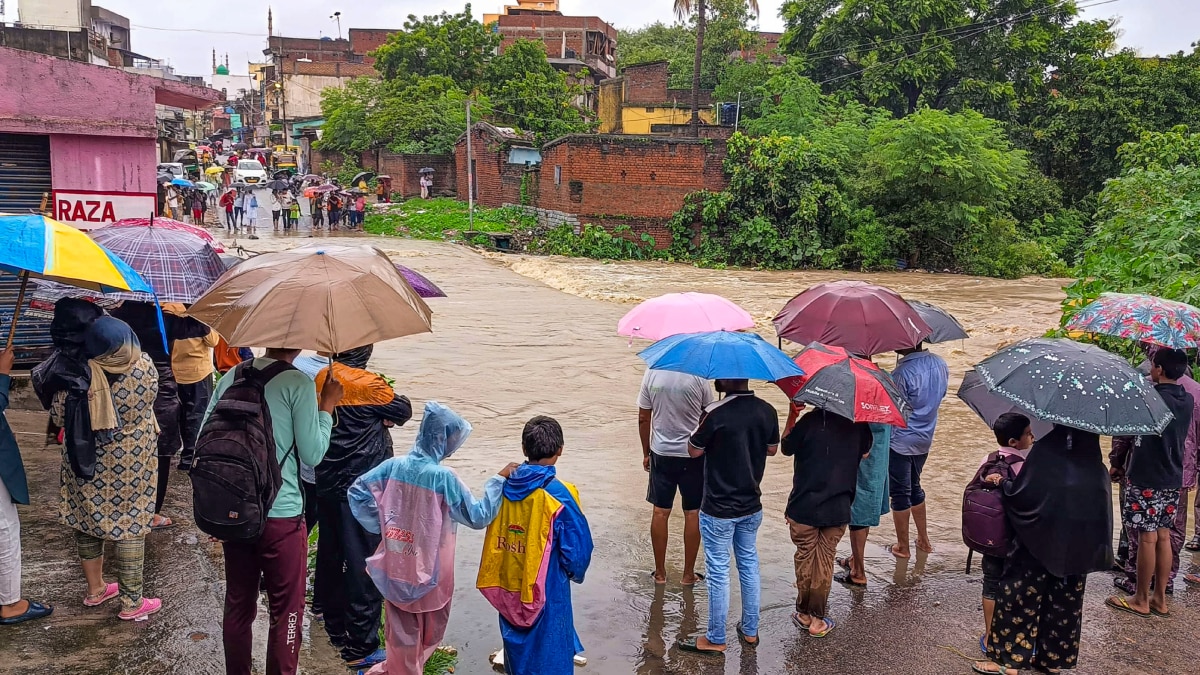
xmin=314 ymin=493 xmax=382 ymax=661
xmin=176 ymin=375 xmax=213 ymax=468
xmin=153 ymin=364 xmax=182 ymax=514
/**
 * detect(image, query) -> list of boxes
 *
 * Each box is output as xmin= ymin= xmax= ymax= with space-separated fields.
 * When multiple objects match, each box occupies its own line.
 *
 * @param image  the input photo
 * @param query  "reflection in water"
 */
xmin=636 ymin=581 xmax=701 ymax=675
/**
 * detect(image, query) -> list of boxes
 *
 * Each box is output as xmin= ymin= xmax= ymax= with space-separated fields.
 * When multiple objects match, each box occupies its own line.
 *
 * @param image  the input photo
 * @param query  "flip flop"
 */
xmin=1185 ymin=537 xmax=1200 ymax=552
xmin=83 ymin=582 xmax=119 ymax=607
xmin=151 ymin=516 xmax=176 ymax=531
xmin=972 ymin=663 xmax=1014 ymax=675
xmin=1150 ymin=607 xmax=1172 ymax=618
xmin=680 ymin=572 xmax=705 ymax=587
xmin=650 ymin=571 xmax=667 ymax=585
xmin=808 ymin=616 xmax=836 ymax=638
xmin=979 ymin=634 xmax=987 ymax=655
xmin=884 ymin=544 xmax=910 ymax=559
xmin=790 ymin=612 xmax=811 ymax=630
xmin=1105 ymin=595 xmax=1151 ymax=618
xmin=676 ymin=637 xmax=725 ymax=656
xmin=118 ymin=597 xmax=162 ymax=621
xmin=735 ymin=622 xmax=759 ymax=648
xmin=834 ymin=570 xmax=867 ymax=588
xmin=0 ymin=600 xmax=53 ymax=625
xmin=1185 ymin=574 xmax=1200 ymax=586
xmin=835 ymin=556 xmax=851 ymax=570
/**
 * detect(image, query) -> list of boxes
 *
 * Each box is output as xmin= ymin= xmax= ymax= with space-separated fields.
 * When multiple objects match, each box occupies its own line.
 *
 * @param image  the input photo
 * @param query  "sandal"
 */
xmin=0 ymin=600 xmax=54 ymax=625
xmin=972 ymin=663 xmax=1017 ymax=675
xmin=808 ymin=616 xmax=836 ymax=638
xmin=979 ymin=634 xmax=988 ymax=656
xmin=735 ymin=622 xmax=758 ymax=647
xmin=151 ymin=515 xmax=176 ymax=531
xmin=118 ymin=597 xmax=162 ymax=621
xmin=835 ymin=556 xmax=851 ymax=570
xmin=83 ymin=582 xmax=119 ymax=607
xmin=790 ymin=612 xmax=811 ymax=630
xmin=834 ymin=570 xmax=867 ymax=588
xmin=676 ymin=637 xmax=725 ymax=655
xmin=1105 ymin=595 xmax=1150 ymax=618
xmin=1185 ymin=536 xmax=1200 ymax=552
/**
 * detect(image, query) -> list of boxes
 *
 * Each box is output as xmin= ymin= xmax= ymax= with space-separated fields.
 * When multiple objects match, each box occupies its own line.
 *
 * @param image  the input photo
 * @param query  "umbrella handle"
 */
xmin=5 ymin=271 xmax=29 ymax=350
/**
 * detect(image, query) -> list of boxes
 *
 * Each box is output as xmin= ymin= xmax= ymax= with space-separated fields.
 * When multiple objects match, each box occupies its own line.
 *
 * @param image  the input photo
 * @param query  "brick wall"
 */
xmin=309 ymin=148 xmax=457 ymax=197
xmin=454 ymin=126 xmax=532 ymax=208
xmin=622 ymin=61 xmax=670 ymax=105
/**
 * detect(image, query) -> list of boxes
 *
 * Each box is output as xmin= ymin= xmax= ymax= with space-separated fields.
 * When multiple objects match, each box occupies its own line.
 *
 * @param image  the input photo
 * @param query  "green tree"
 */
xmin=779 ymin=0 xmax=1083 ymax=118
xmin=483 ymin=40 xmax=594 ymax=141
xmin=371 ymin=5 xmax=500 ymax=86
xmin=620 ymin=0 xmax=762 ymax=92
xmin=316 ymin=76 xmax=378 ymax=153
xmin=673 ymin=0 xmax=759 ymax=135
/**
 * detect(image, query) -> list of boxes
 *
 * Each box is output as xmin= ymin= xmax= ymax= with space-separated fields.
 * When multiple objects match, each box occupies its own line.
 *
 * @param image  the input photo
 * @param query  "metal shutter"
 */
xmin=0 ymin=134 xmax=55 ymax=367
xmin=0 ymin=133 xmax=52 ymax=214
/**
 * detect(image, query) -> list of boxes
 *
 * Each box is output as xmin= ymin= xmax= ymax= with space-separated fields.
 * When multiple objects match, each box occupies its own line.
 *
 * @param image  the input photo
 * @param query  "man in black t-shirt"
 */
xmin=1108 ymin=348 xmax=1194 ymax=619
xmin=676 ymin=379 xmax=779 ymax=656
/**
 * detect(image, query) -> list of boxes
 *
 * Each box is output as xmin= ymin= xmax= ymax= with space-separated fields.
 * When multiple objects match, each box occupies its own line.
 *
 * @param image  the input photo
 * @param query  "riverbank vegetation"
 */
xmin=331 ymin=2 xmax=1200 ymax=281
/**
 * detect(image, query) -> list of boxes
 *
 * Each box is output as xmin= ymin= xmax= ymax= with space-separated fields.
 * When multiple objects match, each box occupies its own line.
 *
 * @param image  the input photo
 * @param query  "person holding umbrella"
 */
xmin=232 ymin=188 xmax=246 ymax=229
xmin=886 ymin=342 xmax=949 ymax=559
xmin=219 ymin=189 xmax=237 ymax=231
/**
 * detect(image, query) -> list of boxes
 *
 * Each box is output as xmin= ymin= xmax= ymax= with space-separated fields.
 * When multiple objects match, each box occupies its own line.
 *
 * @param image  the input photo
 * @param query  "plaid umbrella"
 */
xmin=106 ymin=217 xmax=224 ymax=252
xmin=394 ymin=263 xmax=446 ymax=298
xmin=89 ymin=226 xmax=226 ymax=303
xmin=1065 ymin=292 xmax=1200 ymax=349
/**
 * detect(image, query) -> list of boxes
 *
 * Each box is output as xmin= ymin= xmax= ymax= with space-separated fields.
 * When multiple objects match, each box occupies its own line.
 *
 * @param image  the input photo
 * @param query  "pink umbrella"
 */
xmin=618 ymin=292 xmax=755 ymax=341
xmin=105 ymin=217 xmax=225 ymax=253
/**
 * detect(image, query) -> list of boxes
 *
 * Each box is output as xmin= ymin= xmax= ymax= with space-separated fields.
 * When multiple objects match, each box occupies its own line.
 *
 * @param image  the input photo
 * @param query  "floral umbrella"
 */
xmin=1065 ymin=292 xmax=1200 ymax=349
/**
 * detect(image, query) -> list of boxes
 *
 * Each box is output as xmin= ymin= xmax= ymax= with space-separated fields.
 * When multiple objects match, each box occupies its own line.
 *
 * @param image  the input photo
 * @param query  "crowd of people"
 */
xmin=0 ymin=290 xmax=1198 ymax=675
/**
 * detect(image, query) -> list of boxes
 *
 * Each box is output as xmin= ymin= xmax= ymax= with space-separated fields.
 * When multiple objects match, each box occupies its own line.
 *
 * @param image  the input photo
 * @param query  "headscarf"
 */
xmin=409 ymin=401 xmax=472 ymax=463
xmin=50 ymin=298 xmax=104 ymax=355
xmin=32 ymin=299 xmax=104 ymax=407
xmin=82 ymin=317 xmax=145 ymax=433
xmin=1003 ymin=424 xmax=1113 ymax=577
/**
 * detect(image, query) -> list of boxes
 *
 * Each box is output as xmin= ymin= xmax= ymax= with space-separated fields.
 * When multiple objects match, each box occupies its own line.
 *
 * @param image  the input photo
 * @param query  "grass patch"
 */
xmin=365 ymin=198 xmax=535 ymax=245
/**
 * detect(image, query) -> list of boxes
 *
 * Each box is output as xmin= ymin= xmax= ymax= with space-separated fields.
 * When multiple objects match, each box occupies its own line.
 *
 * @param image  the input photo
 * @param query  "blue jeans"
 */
xmin=700 ymin=510 xmax=762 ymax=644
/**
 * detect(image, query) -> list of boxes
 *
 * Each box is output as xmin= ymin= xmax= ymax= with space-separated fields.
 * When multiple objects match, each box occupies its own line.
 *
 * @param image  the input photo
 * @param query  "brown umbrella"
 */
xmin=187 ymin=244 xmax=432 ymax=352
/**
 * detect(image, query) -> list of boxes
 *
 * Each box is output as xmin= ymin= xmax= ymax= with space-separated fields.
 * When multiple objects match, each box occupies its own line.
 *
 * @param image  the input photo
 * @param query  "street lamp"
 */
xmin=331 ymin=11 xmax=342 ymax=40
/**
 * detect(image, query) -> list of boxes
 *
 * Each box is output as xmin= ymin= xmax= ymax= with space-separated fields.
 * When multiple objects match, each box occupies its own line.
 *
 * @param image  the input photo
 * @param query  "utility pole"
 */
xmin=466 ymin=99 xmax=474 ymax=230
xmin=734 ymin=91 xmax=741 ymax=133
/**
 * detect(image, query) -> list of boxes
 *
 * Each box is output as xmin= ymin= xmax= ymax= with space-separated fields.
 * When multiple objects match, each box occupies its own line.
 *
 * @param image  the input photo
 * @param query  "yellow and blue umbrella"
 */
xmin=0 ymin=214 xmax=152 ymax=347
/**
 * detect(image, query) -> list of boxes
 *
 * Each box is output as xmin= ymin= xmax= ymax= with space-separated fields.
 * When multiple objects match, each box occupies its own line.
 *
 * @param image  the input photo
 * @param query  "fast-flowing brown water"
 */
xmin=3 ymin=225 xmax=1196 ymax=674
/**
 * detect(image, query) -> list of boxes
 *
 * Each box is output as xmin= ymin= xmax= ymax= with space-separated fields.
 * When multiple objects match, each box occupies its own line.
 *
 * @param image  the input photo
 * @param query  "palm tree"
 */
xmin=675 ymin=0 xmax=759 ymax=137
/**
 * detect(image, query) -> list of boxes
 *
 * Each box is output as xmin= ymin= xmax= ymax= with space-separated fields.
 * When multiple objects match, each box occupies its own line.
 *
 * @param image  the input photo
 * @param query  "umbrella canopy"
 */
xmin=301 ymin=174 xmax=323 ymax=182
xmin=418 ymin=167 xmax=435 ymax=174
xmin=394 ymin=263 xmax=446 ymax=298
xmin=974 ymin=338 xmax=1172 ymax=436
xmin=218 ymin=253 xmax=244 ymax=270
xmin=350 ymin=171 xmax=375 ymax=186
xmin=170 ymin=178 xmax=194 ymax=187
xmin=229 ymin=182 xmax=249 ymax=189
xmin=105 ymin=217 xmax=224 ymax=253
xmin=204 ymin=166 xmax=226 ymax=175
xmin=265 ymin=179 xmax=291 ymax=191
xmin=157 ymin=173 xmax=174 ymax=184
xmin=776 ymin=343 xmax=911 ymax=427
xmin=188 ymin=245 xmax=433 ymax=352
xmin=0 ymin=214 xmax=152 ymax=346
xmin=89 ymin=226 xmax=226 ymax=304
xmin=957 ymin=369 xmax=1054 ymax=440
xmin=233 ymin=142 xmax=248 ymax=151
xmin=1065 ymin=292 xmax=1200 ymax=349
xmin=308 ymin=184 xmax=338 ymax=194
xmin=908 ymin=300 xmax=969 ymax=343
xmin=773 ymin=280 xmax=932 ymax=356
xmin=377 ymin=175 xmax=392 ymax=180
xmin=638 ymin=330 xmax=804 ymax=382
xmin=618 ymin=292 xmax=754 ymax=341
xmin=194 ymin=181 xmax=218 ymax=192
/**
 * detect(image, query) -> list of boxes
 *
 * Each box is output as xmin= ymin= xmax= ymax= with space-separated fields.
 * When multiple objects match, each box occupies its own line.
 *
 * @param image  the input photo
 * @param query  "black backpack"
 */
xmin=961 ymin=452 xmax=1025 ymax=557
xmin=190 ymin=360 xmax=296 ymax=541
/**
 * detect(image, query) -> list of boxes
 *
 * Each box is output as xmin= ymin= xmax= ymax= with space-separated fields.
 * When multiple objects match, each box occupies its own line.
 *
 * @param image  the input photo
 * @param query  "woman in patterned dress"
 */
xmin=52 ymin=316 xmax=163 ymax=621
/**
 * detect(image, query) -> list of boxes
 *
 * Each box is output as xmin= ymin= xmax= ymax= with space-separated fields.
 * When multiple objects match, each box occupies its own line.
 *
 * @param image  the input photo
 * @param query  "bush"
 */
xmin=528 ymin=223 xmax=661 ymax=260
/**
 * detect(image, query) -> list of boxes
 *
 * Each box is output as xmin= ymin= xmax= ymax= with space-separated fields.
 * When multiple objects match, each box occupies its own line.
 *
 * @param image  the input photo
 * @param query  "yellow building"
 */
xmin=484 ymin=0 xmax=560 ymax=24
xmin=597 ymin=61 xmax=717 ymax=135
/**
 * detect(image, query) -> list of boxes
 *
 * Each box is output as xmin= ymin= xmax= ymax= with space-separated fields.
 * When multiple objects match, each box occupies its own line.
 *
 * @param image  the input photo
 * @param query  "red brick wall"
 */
xmin=348 ymin=28 xmax=398 ymax=61
xmin=622 ymin=61 xmax=669 ymax=105
xmin=454 ymin=127 xmax=527 ymax=208
xmin=310 ymin=148 xmax=456 ymax=198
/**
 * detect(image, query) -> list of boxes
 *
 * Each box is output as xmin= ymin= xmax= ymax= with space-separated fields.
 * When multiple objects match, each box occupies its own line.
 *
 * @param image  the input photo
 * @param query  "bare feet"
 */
xmin=681 ymin=571 xmax=703 ymax=586
xmin=652 ymin=570 xmax=667 ymax=585
xmin=972 ymin=661 xmax=1018 ymax=675
xmin=886 ymin=543 xmax=911 ymax=559
xmin=692 ymin=636 xmax=726 ymax=653
xmin=917 ymin=538 xmax=935 ymax=554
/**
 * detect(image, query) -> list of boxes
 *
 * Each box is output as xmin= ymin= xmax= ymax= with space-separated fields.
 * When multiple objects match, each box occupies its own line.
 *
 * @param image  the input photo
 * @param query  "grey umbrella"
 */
xmin=957 ymin=369 xmax=1054 ymax=439
xmin=974 ymin=338 xmax=1173 ymax=435
xmin=909 ymin=300 xmax=969 ymax=343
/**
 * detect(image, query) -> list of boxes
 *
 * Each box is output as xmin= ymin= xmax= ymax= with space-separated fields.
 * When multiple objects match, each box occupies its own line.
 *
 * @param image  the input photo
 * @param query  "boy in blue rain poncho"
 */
xmin=348 ymin=402 xmax=518 ymax=675
xmin=476 ymin=416 xmax=594 ymax=675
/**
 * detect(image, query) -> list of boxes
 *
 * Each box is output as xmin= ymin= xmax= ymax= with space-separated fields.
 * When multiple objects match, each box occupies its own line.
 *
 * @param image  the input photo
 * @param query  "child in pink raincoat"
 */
xmin=348 ymin=401 xmax=517 ymax=673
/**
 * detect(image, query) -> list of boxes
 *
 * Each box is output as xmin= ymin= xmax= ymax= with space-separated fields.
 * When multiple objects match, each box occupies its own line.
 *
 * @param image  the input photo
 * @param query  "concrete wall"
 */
xmin=17 ymin=0 xmax=84 ymax=30
xmin=281 ymin=74 xmax=347 ymax=119
xmin=49 ymin=134 xmax=158 ymax=194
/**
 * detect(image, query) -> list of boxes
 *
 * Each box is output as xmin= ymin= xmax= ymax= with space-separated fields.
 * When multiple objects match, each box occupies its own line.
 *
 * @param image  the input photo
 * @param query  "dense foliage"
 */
xmin=318 ymin=6 xmax=591 ymax=155
xmin=618 ymin=0 xmax=762 ymax=90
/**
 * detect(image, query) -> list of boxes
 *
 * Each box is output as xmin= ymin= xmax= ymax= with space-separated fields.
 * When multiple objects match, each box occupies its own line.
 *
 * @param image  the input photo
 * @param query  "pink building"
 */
xmin=0 ymin=46 xmax=222 ymax=227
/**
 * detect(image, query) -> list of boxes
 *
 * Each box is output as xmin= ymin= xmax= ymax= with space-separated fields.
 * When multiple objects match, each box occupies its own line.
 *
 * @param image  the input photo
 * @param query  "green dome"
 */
xmin=215 ymin=64 xmax=229 ymax=75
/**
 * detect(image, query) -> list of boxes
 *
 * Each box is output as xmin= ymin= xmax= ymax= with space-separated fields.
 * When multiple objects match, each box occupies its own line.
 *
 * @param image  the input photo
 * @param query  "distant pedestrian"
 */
xmin=677 ymin=379 xmax=779 ymax=655
xmin=190 ymin=191 xmax=204 ymax=224
xmin=246 ymin=193 xmax=259 ymax=234
xmin=638 ymin=369 xmax=713 ymax=586
xmin=0 ymin=347 xmax=54 ymax=626
xmin=783 ymin=407 xmax=871 ymax=638
xmin=269 ymin=191 xmax=282 ymax=231
xmin=353 ymin=194 xmax=366 ymax=230
xmin=887 ymin=343 xmax=949 ymax=559
xmin=220 ymin=189 xmax=236 ymax=231
xmin=232 ymin=189 xmax=245 ymax=228
xmin=328 ymin=194 xmax=342 ymax=230
xmin=375 ymin=180 xmax=386 ymax=203
xmin=420 ymin=175 xmax=432 ymax=199
xmin=311 ymin=194 xmax=324 ymax=229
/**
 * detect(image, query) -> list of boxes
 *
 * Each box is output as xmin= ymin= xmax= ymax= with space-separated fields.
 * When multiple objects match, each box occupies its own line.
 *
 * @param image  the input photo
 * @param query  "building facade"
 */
xmin=597 ymin=61 xmax=717 ymax=135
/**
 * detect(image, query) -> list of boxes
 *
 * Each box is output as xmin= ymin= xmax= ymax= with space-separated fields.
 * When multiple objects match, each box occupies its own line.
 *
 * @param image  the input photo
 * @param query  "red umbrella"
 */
xmin=773 ymin=280 xmax=931 ymax=356
xmin=777 ymin=343 xmax=911 ymax=427
xmin=105 ymin=217 xmax=224 ymax=253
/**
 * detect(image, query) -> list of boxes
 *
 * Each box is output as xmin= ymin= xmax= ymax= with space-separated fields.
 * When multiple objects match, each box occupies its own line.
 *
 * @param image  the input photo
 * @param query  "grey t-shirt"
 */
xmin=637 ymin=369 xmax=715 ymax=458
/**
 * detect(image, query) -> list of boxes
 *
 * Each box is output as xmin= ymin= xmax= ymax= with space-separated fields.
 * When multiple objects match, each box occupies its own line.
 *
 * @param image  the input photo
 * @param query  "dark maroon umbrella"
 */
xmin=773 ymin=280 xmax=932 ymax=356
xmin=394 ymin=263 xmax=446 ymax=298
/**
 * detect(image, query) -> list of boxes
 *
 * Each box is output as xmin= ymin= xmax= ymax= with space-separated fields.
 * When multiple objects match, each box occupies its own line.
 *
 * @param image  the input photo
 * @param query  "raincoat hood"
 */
xmin=504 ymin=463 xmax=558 ymax=501
xmin=410 ymin=401 xmax=472 ymax=463
xmin=333 ymin=345 xmax=373 ymax=369
xmin=51 ymin=298 xmax=104 ymax=354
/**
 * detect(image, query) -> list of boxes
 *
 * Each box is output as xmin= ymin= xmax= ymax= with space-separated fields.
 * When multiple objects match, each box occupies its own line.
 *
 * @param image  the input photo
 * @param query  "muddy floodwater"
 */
xmin=1 ymin=229 xmax=1197 ymax=675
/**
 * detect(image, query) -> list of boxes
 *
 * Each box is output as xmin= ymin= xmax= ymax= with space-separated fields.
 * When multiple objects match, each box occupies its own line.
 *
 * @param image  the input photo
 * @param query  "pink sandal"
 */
xmin=118 ymin=597 xmax=162 ymax=621
xmin=83 ymin=582 xmax=119 ymax=607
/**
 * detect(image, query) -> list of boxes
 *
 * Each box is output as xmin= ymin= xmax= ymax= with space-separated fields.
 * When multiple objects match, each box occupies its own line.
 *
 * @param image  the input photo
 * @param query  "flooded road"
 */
xmin=2 ymin=225 xmax=1197 ymax=674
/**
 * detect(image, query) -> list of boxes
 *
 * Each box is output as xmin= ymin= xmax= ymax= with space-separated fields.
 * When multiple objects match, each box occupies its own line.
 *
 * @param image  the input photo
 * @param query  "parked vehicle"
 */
xmin=232 ymin=159 xmax=267 ymax=185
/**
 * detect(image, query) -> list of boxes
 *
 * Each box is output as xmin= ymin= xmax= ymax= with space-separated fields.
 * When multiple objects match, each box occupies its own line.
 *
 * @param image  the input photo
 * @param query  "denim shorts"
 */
xmin=888 ymin=450 xmax=928 ymax=512
xmin=981 ymin=554 xmax=1004 ymax=601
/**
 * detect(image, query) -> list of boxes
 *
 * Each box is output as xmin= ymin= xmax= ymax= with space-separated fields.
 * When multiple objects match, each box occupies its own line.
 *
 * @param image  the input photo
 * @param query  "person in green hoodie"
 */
xmin=0 ymin=348 xmax=54 ymax=625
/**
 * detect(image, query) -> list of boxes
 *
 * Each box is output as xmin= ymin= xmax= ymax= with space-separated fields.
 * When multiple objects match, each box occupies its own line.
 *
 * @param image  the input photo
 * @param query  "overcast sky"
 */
xmin=4 ymin=0 xmax=1196 ymax=77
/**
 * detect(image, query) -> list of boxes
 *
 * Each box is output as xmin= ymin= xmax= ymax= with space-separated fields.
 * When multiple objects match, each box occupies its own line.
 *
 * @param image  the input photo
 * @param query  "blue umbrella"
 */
xmin=170 ymin=177 xmax=194 ymax=187
xmin=638 ymin=331 xmax=805 ymax=381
